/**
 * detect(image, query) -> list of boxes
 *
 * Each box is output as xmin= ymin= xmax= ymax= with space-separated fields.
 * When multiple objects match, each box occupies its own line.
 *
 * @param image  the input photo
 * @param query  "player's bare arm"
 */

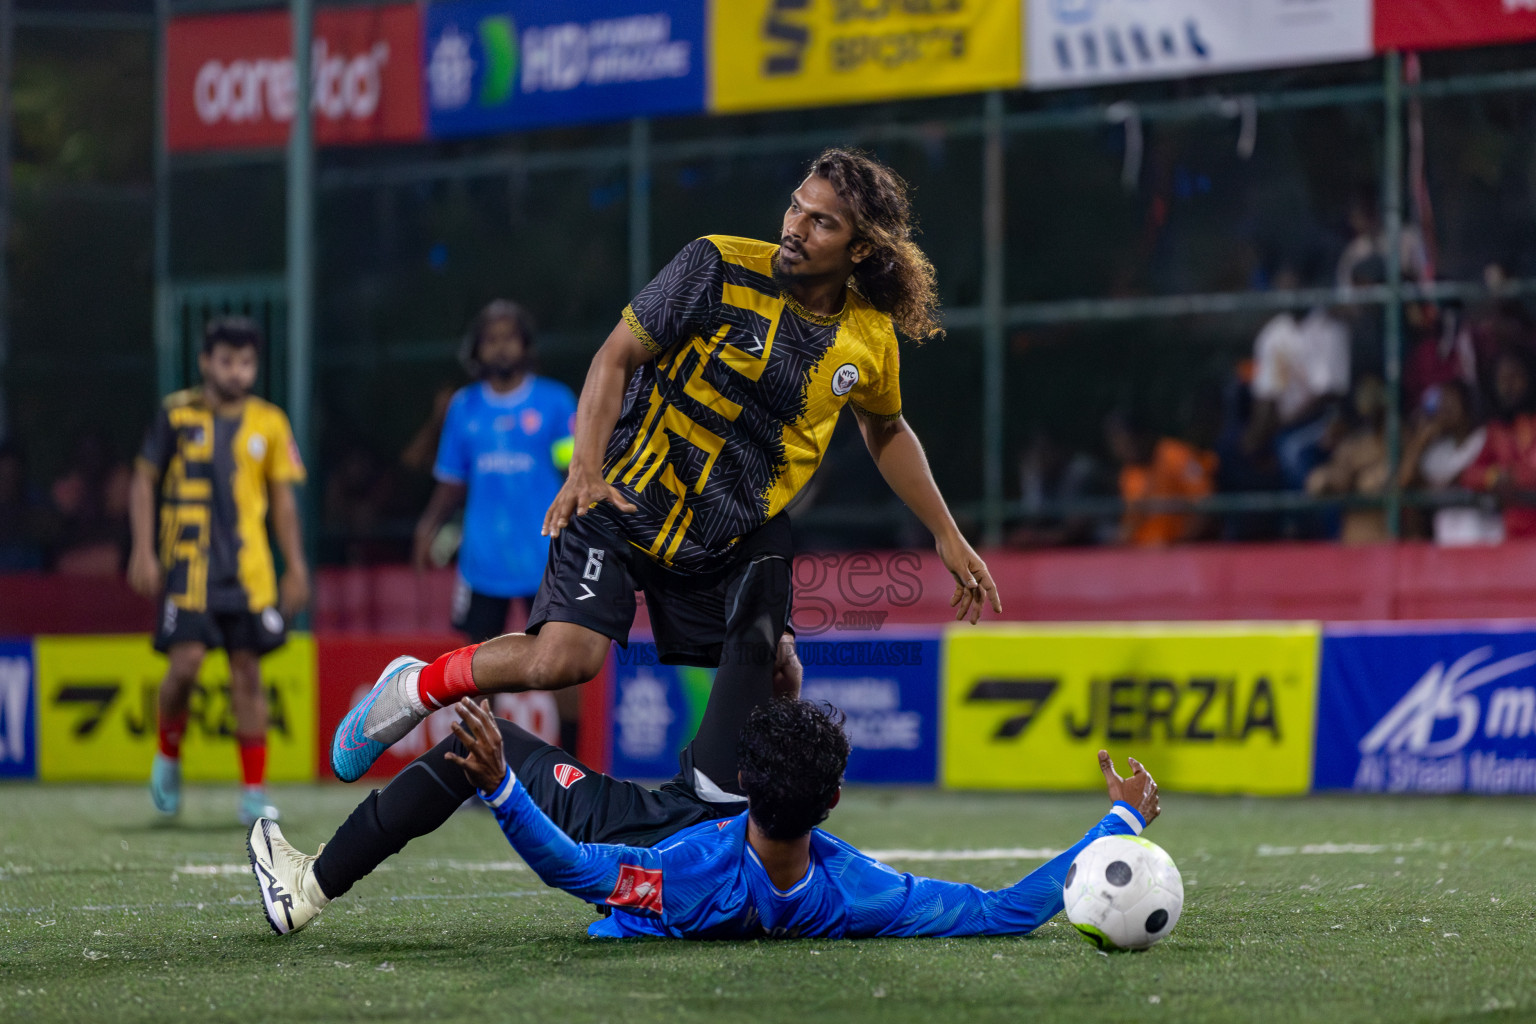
xmin=270 ymin=480 xmax=310 ymax=618
xmin=1098 ymin=749 xmax=1160 ymax=825
xmin=444 ymin=698 xmax=506 ymax=792
xmin=541 ymin=320 xmax=649 ymax=538
xmin=127 ymin=459 xmax=163 ymax=598
xmin=854 ymin=406 xmax=1002 ymax=624
xmin=412 ymin=480 xmax=468 ymax=572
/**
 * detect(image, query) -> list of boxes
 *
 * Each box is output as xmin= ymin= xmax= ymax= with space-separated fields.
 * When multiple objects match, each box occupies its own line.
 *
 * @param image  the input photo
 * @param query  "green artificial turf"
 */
xmin=2 ymin=783 xmax=1534 ymax=1023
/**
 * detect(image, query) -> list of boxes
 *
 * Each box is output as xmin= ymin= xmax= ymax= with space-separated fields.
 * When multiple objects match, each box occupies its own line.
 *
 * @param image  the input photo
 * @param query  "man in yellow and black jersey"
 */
xmin=128 ymin=316 xmax=309 ymax=827
xmin=325 ymin=151 xmax=1002 ymax=840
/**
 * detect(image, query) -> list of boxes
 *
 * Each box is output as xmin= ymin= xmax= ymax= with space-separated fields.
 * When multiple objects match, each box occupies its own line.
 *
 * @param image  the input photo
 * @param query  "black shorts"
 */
xmin=526 ymin=507 xmax=793 ymax=667
xmin=153 ymin=598 xmax=287 ymax=655
xmin=449 ymin=580 xmax=531 ymax=644
xmin=498 ymin=718 xmax=742 ymax=847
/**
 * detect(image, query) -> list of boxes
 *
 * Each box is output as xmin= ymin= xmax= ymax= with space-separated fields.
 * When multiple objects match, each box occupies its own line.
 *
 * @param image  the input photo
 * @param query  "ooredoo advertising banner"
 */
xmin=1316 ymin=625 xmax=1536 ymax=794
xmin=1375 ymin=0 xmax=1536 ymax=52
xmin=0 ymin=639 xmax=35 ymax=779
xmin=35 ymin=634 xmax=317 ymax=782
xmin=1027 ymin=0 xmax=1371 ymax=89
xmin=424 ymin=0 xmax=706 ymax=138
xmin=711 ymin=0 xmax=1021 ymax=114
xmin=943 ymin=623 xmax=1320 ymax=794
xmin=166 ymin=4 xmax=425 ymax=152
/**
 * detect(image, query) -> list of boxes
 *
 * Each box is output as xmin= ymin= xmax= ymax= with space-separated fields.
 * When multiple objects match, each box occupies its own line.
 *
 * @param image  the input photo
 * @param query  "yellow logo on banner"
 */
xmin=711 ymin=0 xmax=1022 ymax=113
xmin=36 ymin=634 xmax=317 ymax=782
xmin=942 ymin=624 xmax=1319 ymax=794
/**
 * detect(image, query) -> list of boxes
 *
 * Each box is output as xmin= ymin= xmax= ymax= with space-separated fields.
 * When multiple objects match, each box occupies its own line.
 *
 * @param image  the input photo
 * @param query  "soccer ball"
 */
xmin=1063 ymin=835 xmax=1183 ymax=951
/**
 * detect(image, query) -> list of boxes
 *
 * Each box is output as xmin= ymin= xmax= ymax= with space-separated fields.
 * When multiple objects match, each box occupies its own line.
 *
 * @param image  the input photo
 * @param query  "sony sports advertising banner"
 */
xmin=314 ymin=633 xmax=561 ymax=781
xmin=1375 ymin=0 xmax=1536 ymax=53
xmin=35 ymin=634 xmax=317 ymax=782
xmin=424 ymin=0 xmax=706 ymax=138
xmin=0 ymin=639 xmax=36 ymax=779
xmin=609 ymin=635 xmax=940 ymax=784
xmin=1316 ymin=624 xmax=1536 ymax=794
xmin=166 ymin=4 xmax=424 ymax=152
xmin=943 ymin=623 xmax=1320 ymax=794
xmin=710 ymin=0 xmax=1021 ymax=114
xmin=1027 ymin=0 xmax=1371 ymax=89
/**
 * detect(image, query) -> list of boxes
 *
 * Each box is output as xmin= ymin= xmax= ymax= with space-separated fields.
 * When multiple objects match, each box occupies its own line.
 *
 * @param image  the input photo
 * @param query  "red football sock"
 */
xmin=158 ymin=711 xmax=188 ymax=759
xmin=237 ymin=734 xmax=267 ymax=788
xmin=415 ymin=644 xmax=482 ymax=710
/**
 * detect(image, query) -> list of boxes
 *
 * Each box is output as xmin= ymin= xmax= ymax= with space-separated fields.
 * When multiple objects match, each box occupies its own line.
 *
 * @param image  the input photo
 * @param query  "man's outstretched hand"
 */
xmin=445 ymin=698 xmax=508 ymax=793
xmin=1098 ymin=749 xmax=1160 ymax=825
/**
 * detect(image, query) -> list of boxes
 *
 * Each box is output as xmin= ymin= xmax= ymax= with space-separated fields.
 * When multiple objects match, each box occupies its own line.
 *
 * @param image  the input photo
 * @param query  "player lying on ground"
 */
xmin=249 ymin=686 xmax=1160 ymax=940
xmin=329 ymin=148 xmax=1002 ymax=806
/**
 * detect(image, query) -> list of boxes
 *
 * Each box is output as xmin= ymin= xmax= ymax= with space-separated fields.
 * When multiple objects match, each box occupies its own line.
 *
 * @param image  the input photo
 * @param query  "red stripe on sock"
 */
xmin=237 ymin=734 xmax=267 ymax=787
xmin=417 ymin=644 xmax=482 ymax=710
xmin=158 ymin=711 xmax=188 ymax=759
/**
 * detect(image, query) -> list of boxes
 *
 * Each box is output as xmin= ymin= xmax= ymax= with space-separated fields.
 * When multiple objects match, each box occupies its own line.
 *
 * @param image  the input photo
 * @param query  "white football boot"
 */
xmin=246 ymin=817 xmax=329 ymax=935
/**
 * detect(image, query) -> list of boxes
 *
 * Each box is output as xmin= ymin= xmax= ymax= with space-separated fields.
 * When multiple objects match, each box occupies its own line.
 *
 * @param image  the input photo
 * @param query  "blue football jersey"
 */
xmin=479 ymin=768 xmax=1147 ymax=940
xmin=434 ymin=377 xmax=576 ymax=598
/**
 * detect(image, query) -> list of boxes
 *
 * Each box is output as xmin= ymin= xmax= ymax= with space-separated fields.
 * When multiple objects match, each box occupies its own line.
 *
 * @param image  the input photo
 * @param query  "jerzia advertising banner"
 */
xmin=1026 ymin=0 xmax=1370 ymax=89
xmin=424 ymin=0 xmax=706 ymax=137
xmin=34 ymin=634 xmax=317 ymax=782
xmin=711 ymin=0 xmax=1020 ymax=114
xmin=1316 ymin=625 xmax=1536 ymax=794
xmin=943 ymin=623 xmax=1320 ymax=794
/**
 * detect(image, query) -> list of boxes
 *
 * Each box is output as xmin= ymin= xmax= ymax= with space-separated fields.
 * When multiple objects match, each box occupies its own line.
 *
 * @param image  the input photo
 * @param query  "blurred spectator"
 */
xmin=0 ymin=441 xmax=56 ymax=571
xmin=51 ymin=431 xmax=131 ymax=574
xmin=1336 ymin=184 xmax=1428 ymax=289
xmin=1007 ymin=431 xmax=1112 ymax=548
xmin=1461 ymin=350 xmax=1536 ymax=539
xmin=1244 ymin=266 xmax=1350 ymax=522
xmin=1213 ymin=359 xmax=1282 ymax=541
xmin=1306 ymin=375 xmax=1389 ymax=544
xmin=1105 ymin=411 xmax=1217 ymax=547
xmin=1400 ymin=379 xmax=1500 ymax=546
xmin=1404 ymin=299 xmax=1476 ymax=413
xmin=323 ymin=442 xmax=402 ymax=564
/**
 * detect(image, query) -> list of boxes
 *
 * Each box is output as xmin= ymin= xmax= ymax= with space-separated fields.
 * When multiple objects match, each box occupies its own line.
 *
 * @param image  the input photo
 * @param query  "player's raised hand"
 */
xmin=937 ymin=532 xmax=1003 ymax=624
xmin=542 ymin=465 xmax=638 ymax=538
xmin=1098 ymin=749 xmax=1160 ymax=825
xmin=445 ymin=698 xmax=508 ymax=793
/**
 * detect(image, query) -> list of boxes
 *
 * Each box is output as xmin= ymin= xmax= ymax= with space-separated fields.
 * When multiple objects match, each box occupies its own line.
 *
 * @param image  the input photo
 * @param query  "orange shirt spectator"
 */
xmin=1119 ymin=438 xmax=1217 ymax=546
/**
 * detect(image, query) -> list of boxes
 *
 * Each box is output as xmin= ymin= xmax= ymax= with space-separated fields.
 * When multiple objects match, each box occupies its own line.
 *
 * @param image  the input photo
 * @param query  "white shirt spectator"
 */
xmin=1418 ymin=427 xmax=1503 ymax=546
xmin=1252 ymin=308 xmax=1351 ymax=425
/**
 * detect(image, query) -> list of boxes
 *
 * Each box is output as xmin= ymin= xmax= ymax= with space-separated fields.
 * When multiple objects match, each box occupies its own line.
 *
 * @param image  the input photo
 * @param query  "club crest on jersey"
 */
xmin=831 ymin=363 xmax=859 ymax=396
xmin=247 ymin=434 xmax=267 ymax=460
xmin=608 ymin=863 xmax=664 ymax=913
xmin=520 ymin=408 xmax=543 ymax=435
xmin=553 ymin=763 xmax=586 ymax=789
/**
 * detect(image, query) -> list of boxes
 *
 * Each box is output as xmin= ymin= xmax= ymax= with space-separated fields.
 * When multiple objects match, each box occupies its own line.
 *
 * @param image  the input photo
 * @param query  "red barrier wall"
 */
xmin=8 ymin=540 xmax=1536 ymax=636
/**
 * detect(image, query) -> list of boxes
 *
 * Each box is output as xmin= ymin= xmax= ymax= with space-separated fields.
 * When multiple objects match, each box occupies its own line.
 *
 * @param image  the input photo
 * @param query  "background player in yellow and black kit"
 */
xmin=128 ymin=317 xmax=309 ymax=826
xmin=329 ymin=150 xmax=1002 ymax=844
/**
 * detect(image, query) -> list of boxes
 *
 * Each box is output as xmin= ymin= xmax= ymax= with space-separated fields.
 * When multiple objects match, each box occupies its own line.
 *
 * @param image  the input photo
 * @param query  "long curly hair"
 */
xmin=737 ymin=699 xmax=850 ymax=840
xmin=808 ymin=148 xmax=943 ymax=342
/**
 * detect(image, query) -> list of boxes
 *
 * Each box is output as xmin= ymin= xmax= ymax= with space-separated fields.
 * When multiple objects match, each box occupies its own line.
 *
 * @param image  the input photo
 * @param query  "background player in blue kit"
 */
xmin=412 ymin=300 xmax=576 ymax=643
xmin=248 ymin=641 xmax=1162 ymax=941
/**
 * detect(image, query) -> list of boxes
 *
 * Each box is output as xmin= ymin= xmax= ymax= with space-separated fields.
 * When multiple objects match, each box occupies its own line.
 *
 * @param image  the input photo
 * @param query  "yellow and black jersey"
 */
xmin=138 ymin=389 xmax=305 ymax=613
xmin=609 ymin=235 xmax=902 ymax=573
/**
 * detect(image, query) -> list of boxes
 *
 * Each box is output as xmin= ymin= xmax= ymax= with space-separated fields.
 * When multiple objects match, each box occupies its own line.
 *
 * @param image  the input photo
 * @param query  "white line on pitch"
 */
xmin=864 ymin=848 xmax=1061 ymax=862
